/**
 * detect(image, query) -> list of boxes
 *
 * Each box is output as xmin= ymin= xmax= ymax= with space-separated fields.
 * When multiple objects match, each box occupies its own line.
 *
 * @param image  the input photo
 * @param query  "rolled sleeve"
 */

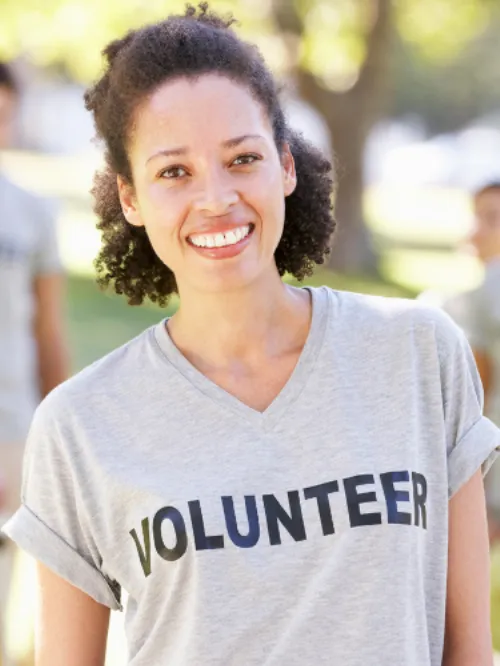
xmin=435 ymin=310 xmax=500 ymax=497
xmin=1 ymin=391 xmax=122 ymax=610
xmin=3 ymin=504 xmax=122 ymax=610
xmin=447 ymin=415 xmax=500 ymax=498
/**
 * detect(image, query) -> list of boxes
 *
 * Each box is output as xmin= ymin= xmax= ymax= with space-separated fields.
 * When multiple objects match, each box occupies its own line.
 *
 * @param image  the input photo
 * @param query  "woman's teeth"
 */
xmin=189 ymin=224 xmax=251 ymax=248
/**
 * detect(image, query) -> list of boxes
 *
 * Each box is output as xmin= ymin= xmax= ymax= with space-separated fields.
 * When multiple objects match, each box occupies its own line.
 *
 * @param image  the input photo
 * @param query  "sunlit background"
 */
xmin=2 ymin=0 xmax=500 ymax=663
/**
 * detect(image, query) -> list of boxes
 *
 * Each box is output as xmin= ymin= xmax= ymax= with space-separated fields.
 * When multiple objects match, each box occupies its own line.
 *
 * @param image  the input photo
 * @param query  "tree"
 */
xmin=273 ymin=0 xmax=392 ymax=274
xmin=272 ymin=0 xmax=498 ymax=274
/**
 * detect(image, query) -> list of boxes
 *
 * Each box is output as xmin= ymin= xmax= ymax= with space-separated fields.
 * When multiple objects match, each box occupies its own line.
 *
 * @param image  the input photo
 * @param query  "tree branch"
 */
xmin=353 ymin=0 xmax=393 ymax=101
xmin=271 ymin=0 xmax=345 ymax=118
xmin=271 ymin=0 xmax=304 ymax=37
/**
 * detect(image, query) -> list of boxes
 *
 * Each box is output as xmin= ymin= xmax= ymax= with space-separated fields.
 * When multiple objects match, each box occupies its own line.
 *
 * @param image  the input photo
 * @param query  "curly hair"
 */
xmin=84 ymin=2 xmax=335 ymax=306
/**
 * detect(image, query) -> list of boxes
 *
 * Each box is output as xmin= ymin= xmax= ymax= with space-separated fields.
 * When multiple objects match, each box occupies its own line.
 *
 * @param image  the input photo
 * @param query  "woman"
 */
xmin=3 ymin=4 xmax=500 ymax=665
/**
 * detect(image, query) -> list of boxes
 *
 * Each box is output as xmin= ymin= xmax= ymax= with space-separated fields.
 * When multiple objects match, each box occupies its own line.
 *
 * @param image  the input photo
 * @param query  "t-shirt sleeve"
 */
xmin=2 ymin=395 xmax=122 ymax=610
xmin=435 ymin=311 xmax=500 ymax=498
xmin=30 ymin=196 xmax=63 ymax=276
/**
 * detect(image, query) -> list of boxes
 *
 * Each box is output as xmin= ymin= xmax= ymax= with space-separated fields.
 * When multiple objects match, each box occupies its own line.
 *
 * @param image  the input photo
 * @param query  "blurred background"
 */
xmin=1 ymin=0 xmax=500 ymax=663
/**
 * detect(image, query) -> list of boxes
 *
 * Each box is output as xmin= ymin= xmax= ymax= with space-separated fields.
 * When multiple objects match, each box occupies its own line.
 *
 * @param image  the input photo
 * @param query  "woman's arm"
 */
xmin=443 ymin=469 xmax=493 ymax=665
xmin=36 ymin=563 xmax=111 ymax=666
xmin=33 ymin=273 xmax=70 ymax=398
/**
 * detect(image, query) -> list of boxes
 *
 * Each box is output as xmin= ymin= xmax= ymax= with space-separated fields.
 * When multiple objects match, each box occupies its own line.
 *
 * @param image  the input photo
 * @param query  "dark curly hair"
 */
xmin=84 ymin=2 xmax=335 ymax=306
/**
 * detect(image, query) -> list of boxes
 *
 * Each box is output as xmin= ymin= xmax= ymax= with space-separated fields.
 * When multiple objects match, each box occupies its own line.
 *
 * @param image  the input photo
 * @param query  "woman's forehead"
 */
xmin=132 ymin=74 xmax=271 ymax=150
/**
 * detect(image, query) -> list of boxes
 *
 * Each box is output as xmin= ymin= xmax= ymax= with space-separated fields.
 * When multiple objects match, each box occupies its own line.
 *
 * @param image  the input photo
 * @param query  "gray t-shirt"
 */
xmin=0 ymin=173 xmax=62 ymax=442
xmin=442 ymin=260 xmax=500 ymax=512
xmin=4 ymin=287 xmax=500 ymax=665
xmin=454 ymin=260 xmax=500 ymax=426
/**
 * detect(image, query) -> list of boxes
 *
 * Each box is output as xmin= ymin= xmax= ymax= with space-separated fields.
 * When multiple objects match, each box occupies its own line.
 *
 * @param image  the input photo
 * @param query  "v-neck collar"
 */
xmin=153 ymin=286 xmax=331 ymax=432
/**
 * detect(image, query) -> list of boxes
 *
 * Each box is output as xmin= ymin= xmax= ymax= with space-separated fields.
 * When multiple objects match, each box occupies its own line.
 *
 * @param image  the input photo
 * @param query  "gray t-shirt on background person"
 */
xmin=4 ymin=287 xmax=500 ymax=666
xmin=464 ymin=259 xmax=500 ymax=426
xmin=0 ymin=173 xmax=62 ymax=443
xmin=443 ymin=259 xmax=500 ymax=512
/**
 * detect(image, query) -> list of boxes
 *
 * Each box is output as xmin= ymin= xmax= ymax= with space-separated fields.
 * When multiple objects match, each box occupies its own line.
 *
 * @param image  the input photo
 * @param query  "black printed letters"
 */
xmin=130 ymin=469 xmax=429 ymax=577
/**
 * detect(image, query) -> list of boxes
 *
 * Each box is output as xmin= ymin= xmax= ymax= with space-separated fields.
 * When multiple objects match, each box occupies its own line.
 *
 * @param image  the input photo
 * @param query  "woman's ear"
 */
xmin=117 ymin=175 xmax=144 ymax=227
xmin=281 ymin=143 xmax=297 ymax=198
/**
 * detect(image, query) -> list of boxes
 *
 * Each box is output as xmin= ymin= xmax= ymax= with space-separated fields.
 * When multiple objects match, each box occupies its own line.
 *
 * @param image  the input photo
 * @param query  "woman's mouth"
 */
xmin=186 ymin=224 xmax=255 ymax=260
xmin=187 ymin=224 xmax=253 ymax=249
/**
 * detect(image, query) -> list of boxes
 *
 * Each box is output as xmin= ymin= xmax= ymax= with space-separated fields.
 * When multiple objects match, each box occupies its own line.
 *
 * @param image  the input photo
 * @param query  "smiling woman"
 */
xmin=86 ymin=8 xmax=334 ymax=306
xmin=114 ymin=73 xmax=305 ymax=291
xmin=3 ymin=3 xmax=500 ymax=666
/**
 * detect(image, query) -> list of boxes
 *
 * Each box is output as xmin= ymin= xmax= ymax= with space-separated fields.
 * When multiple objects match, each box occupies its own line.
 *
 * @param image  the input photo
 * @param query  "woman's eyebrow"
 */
xmin=222 ymin=133 xmax=265 ymax=148
xmin=146 ymin=134 xmax=265 ymax=164
xmin=146 ymin=146 xmax=188 ymax=164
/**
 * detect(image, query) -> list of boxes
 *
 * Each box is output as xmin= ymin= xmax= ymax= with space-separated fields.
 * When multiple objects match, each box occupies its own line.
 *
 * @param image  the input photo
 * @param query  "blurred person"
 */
xmin=443 ymin=182 xmax=500 ymax=542
xmin=0 ymin=62 xmax=69 ymax=664
xmin=3 ymin=5 xmax=500 ymax=665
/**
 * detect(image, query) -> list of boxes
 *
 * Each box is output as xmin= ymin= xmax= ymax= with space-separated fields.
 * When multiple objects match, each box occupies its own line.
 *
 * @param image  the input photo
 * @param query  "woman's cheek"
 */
xmin=138 ymin=197 xmax=183 ymax=267
xmin=147 ymin=181 xmax=176 ymax=212
xmin=246 ymin=168 xmax=281 ymax=212
xmin=146 ymin=223 xmax=182 ymax=272
xmin=144 ymin=186 xmax=184 ymax=231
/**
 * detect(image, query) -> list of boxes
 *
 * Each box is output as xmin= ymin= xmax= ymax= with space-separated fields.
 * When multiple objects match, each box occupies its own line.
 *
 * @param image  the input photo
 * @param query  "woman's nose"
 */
xmin=192 ymin=170 xmax=239 ymax=216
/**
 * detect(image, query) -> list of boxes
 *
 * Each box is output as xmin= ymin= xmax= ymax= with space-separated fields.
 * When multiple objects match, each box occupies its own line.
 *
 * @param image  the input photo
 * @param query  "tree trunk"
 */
xmin=329 ymin=134 xmax=379 ymax=274
xmin=273 ymin=0 xmax=393 ymax=275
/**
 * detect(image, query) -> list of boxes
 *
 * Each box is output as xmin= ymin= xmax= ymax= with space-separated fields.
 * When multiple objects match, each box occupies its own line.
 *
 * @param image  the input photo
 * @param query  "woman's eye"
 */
xmin=160 ymin=166 xmax=187 ymax=179
xmin=232 ymin=154 xmax=260 ymax=167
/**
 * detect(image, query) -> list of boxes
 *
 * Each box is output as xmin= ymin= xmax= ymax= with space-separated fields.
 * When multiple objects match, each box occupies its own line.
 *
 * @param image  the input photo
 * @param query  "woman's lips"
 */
xmin=187 ymin=224 xmax=255 ymax=260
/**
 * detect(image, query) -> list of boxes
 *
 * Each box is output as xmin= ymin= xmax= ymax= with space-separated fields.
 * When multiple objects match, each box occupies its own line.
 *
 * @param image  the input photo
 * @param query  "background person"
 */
xmin=0 ymin=62 xmax=69 ymax=665
xmin=442 ymin=182 xmax=500 ymax=541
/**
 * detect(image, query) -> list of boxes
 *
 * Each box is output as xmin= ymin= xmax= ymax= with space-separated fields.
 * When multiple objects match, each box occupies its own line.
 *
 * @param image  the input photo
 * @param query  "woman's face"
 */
xmin=119 ymin=74 xmax=296 ymax=295
xmin=471 ymin=189 xmax=500 ymax=263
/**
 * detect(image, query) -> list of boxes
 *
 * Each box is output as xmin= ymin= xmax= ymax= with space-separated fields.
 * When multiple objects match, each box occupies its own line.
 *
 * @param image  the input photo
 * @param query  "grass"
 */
xmin=66 ymin=276 xmax=170 ymax=370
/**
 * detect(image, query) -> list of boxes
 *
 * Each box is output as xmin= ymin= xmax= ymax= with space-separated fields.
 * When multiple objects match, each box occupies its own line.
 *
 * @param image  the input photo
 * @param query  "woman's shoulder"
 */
xmin=318 ymin=282 xmax=466 ymax=363
xmin=321 ymin=286 xmax=463 ymax=352
xmin=325 ymin=286 xmax=453 ymax=326
xmin=36 ymin=321 xmax=163 ymax=423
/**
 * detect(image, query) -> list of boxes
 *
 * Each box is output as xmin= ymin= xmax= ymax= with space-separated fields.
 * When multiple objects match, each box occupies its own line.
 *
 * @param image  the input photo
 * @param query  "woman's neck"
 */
xmin=168 ymin=272 xmax=311 ymax=370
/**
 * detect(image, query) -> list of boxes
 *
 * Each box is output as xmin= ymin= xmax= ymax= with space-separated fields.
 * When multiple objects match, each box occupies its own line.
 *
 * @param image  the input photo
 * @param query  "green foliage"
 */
xmin=397 ymin=0 xmax=491 ymax=62
xmin=1 ymin=0 xmax=497 ymax=84
xmin=294 ymin=0 xmax=497 ymax=92
xmin=392 ymin=13 xmax=500 ymax=133
xmin=299 ymin=0 xmax=368 ymax=91
xmin=0 ymin=0 xmax=269 ymax=82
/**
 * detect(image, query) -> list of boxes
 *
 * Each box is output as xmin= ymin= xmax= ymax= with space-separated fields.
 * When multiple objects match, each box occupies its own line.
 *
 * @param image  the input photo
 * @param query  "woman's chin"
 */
xmin=183 ymin=260 xmax=277 ymax=297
